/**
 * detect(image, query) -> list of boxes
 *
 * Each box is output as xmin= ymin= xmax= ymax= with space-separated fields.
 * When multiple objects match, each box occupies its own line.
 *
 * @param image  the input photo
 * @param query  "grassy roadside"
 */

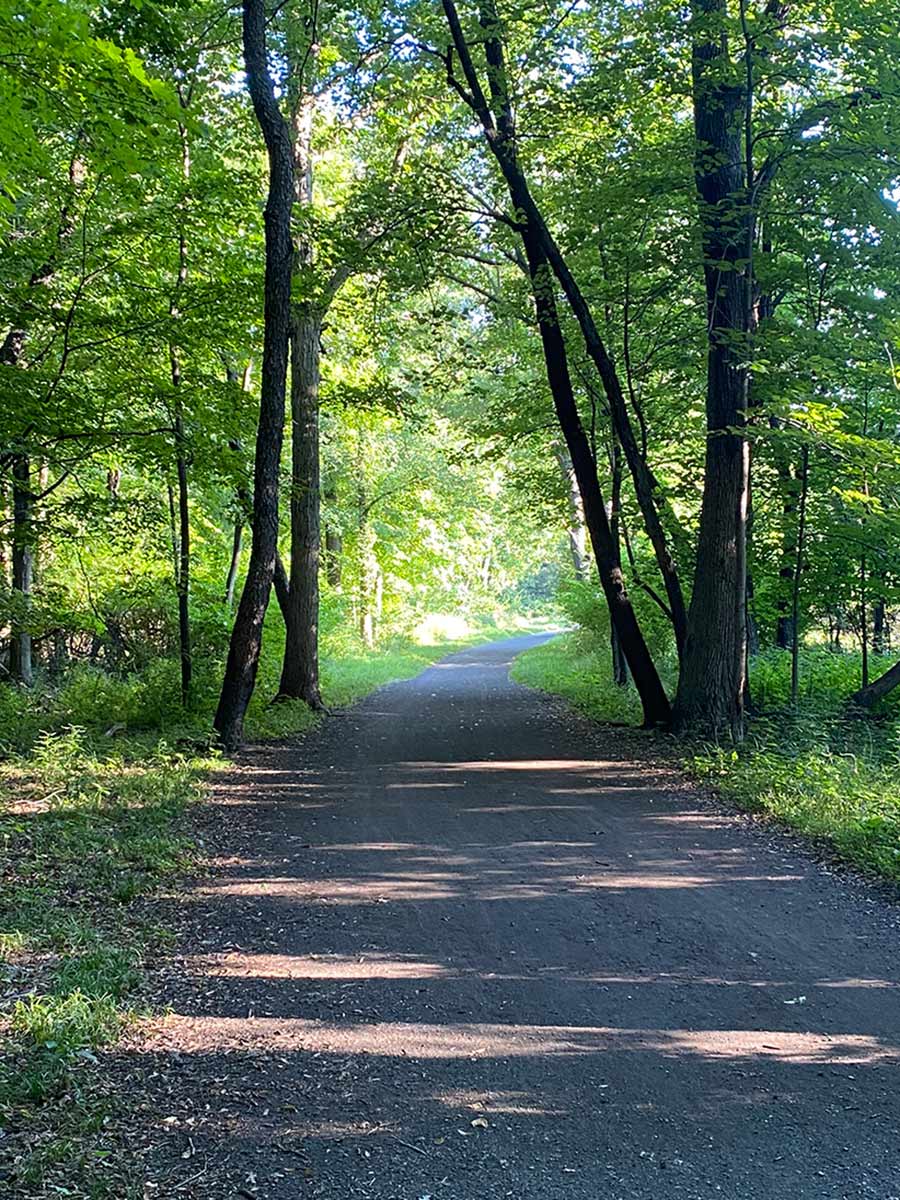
xmin=0 ymin=734 xmax=206 ymax=1197
xmin=0 ymin=619 xmax=536 ymax=1197
xmin=511 ymin=631 xmax=900 ymax=884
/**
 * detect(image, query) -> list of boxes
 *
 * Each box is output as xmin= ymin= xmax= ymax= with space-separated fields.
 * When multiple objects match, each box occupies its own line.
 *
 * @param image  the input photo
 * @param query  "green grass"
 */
xmin=690 ymin=716 xmax=900 ymax=880
xmin=0 ymin=725 xmax=205 ymax=1196
xmin=0 ymin=615 xmax=533 ymax=1195
xmin=510 ymin=629 xmax=648 ymax=726
xmin=249 ymin=624 xmax=532 ymax=739
xmin=512 ymin=632 xmax=900 ymax=884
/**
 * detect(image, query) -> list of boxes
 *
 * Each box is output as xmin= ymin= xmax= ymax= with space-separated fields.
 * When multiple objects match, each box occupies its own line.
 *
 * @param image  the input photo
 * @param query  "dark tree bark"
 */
xmin=439 ymin=0 xmax=687 ymax=661
xmin=444 ymin=4 xmax=668 ymax=720
xmin=214 ymin=0 xmax=293 ymax=750
xmin=608 ymin=441 xmax=629 ymax=687
xmin=324 ymin=526 xmax=343 ymax=588
xmin=790 ymin=443 xmax=809 ymax=705
xmin=169 ymin=117 xmax=193 ymax=705
xmin=276 ymin=31 xmax=325 ymax=708
xmin=273 ymin=551 xmax=291 ymax=616
xmin=323 ymin=477 xmax=343 ymax=589
xmin=9 ymin=454 xmax=34 ymax=686
xmin=223 ymin=362 xmax=253 ymax=608
xmin=174 ymin=434 xmax=192 ymax=702
xmin=525 ymin=236 xmax=670 ymax=725
xmin=850 ymin=658 xmax=900 ymax=709
xmin=673 ymin=0 xmax=751 ymax=738
xmin=278 ymin=305 xmax=325 ymax=706
xmin=872 ymin=598 xmax=886 ymax=655
xmin=1 ymin=150 xmax=86 ymax=685
xmin=439 ymin=0 xmax=669 ymax=723
xmin=2 ymin=328 xmax=34 ymax=685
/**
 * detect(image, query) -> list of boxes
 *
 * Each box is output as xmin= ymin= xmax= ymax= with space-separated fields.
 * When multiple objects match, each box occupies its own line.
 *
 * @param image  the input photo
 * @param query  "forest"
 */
xmin=1 ymin=0 xmax=899 ymax=1194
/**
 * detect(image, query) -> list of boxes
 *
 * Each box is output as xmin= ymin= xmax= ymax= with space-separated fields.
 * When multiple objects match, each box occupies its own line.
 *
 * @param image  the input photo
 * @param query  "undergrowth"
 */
xmin=512 ymin=630 xmax=900 ymax=883
xmin=0 ymin=726 xmax=205 ymax=1196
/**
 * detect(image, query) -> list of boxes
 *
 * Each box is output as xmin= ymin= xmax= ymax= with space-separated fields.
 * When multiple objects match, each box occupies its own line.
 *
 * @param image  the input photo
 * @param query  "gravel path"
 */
xmin=138 ymin=634 xmax=900 ymax=1199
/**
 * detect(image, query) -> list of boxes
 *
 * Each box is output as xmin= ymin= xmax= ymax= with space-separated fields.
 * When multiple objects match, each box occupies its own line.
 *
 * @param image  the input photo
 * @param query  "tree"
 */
xmin=213 ymin=0 xmax=293 ymax=749
xmin=432 ymin=0 xmax=672 ymax=725
xmin=672 ymin=0 xmax=753 ymax=738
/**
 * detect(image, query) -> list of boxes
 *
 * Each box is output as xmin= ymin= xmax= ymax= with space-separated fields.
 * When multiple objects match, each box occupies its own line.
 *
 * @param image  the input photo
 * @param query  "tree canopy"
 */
xmin=1 ymin=0 xmax=898 ymax=740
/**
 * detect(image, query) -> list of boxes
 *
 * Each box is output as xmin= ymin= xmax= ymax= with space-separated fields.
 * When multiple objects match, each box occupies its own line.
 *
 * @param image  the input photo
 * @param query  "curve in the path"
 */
xmin=141 ymin=634 xmax=900 ymax=1200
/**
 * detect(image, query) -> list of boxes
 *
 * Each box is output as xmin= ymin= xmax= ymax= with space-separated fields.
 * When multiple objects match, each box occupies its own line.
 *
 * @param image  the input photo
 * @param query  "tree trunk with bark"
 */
xmin=325 ymin=526 xmax=343 ymax=588
xmin=439 ymin=0 xmax=687 ymax=661
xmin=9 ymin=455 xmax=34 ymax=685
xmin=608 ymin=441 xmax=629 ymax=687
xmin=169 ymin=117 xmax=193 ymax=705
xmin=214 ymin=0 xmax=293 ymax=750
xmin=850 ymin=658 xmax=900 ymax=709
xmin=872 ymin=598 xmax=886 ymax=655
xmin=2 ymin=325 xmax=33 ymax=685
xmin=224 ymin=519 xmax=243 ymax=608
xmin=440 ymin=0 xmax=670 ymax=725
xmin=673 ymin=0 xmax=751 ymax=738
xmin=553 ymin=442 xmax=590 ymax=580
xmin=526 ymin=239 xmax=670 ymax=725
xmin=278 ymin=304 xmax=324 ymax=705
xmin=275 ymin=32 xmax=325 ymax=708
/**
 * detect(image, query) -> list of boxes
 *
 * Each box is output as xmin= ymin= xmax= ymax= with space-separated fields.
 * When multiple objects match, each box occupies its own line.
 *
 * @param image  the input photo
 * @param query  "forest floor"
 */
xmin=127 ymin=633 xmax=900 ymax=1199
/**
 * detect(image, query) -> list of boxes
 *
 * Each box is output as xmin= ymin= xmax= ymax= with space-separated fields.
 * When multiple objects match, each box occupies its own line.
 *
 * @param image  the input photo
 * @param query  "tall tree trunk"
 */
xmin=790 ymin=444 xmax=809 ymax=706
xmin=872 ymin=597 xmax=886 ymax=655
xmin=174 ymin=429 xmax=191 ymax=702
xmin=553 ymin=442 xmax=590 ymax=580
xmin=674 ymin=0 xmax=751 ymax=738
xmin=608 ymin=440 xmax=628 ymax=687
xmin=223 ymin=361 xmax=253 ymax=608
xmin=440 ymin=0 xmax=687 ymax=660
xmin=527 ymin=237 xmax=670 ymax=725
xmin=440 ymin=0 xmax=669 ymax=724
xmin=169 ymin=118 xmax=193 ymax=704
xmin=1 ymin=150 xmax=86 ymax=685
xmin=325 ymin=526 xmax=343 ymax=589
xmin=224 ymin=520 xmax=243 ymax=609
xmin=214 ymin=0 xmax=293 ymax=750
xmin=323 ymin=477 xmax=343 ymax=590
xmin=2 ymin=329 xmax=33 ymax=685
xmin=9 ymin=455 xmax=34 ymax=686
xmin=277 ymin=34 xmax=324 ymax=708
xmin=278 ymin=305 xmax=324 ymax=705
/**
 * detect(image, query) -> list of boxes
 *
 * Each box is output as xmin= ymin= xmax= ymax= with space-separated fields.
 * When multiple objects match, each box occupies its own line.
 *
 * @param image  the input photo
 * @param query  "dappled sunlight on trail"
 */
xmin=137 ymin=636 xmax=900 ymax=1198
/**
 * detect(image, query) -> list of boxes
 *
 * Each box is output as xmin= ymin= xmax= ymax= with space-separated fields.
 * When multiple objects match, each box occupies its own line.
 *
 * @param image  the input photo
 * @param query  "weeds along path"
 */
xmin=137 ymin=634 xmax=900 ymax=1199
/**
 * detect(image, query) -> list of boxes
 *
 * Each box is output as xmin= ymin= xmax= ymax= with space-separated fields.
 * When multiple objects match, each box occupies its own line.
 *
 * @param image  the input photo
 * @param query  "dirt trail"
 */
xmin=139 ymin=634 xmax=900 ymax=1199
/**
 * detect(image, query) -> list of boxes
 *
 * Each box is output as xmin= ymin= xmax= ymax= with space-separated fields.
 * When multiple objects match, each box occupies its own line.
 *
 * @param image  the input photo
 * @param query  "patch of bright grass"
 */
xmin=690 ymin=715 xmax=900 ymax=881
xmin=12 ymin=991 xmax=124 ymax=1055
xmin=247 ymin=622 xmax=525 ymax=740
xmin=513 ymin=632 xmax=900 ymax=883
xmin=0 ymin=726 xmax=205 ymax=1196
xmin=510 ymin=630 xmax=646 ymax=725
